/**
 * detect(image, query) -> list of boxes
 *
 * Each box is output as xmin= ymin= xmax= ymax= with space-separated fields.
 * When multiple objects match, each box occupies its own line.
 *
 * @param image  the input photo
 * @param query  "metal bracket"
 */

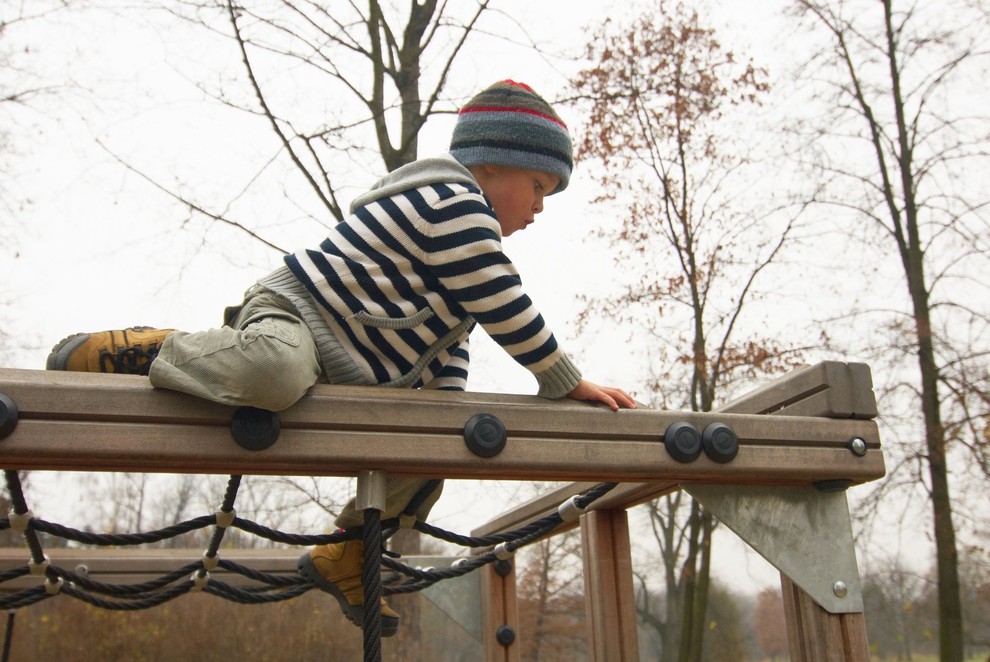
xmin=685 ymin=484 xmax=864 ymax=614
xmin=355 ymin=470 xmax=387 ymax=512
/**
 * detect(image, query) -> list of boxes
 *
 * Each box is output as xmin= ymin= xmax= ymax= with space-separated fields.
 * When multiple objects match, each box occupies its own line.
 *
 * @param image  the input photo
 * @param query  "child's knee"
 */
xmin=238 ymin=320 xmax=320 ymax=410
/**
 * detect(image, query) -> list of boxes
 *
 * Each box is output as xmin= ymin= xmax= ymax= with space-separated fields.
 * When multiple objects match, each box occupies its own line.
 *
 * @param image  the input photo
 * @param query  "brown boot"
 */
xmin=297 ymin=540 xmax=399 ymax=637
xmin=46 ymin=327 xmax=174 ymax=375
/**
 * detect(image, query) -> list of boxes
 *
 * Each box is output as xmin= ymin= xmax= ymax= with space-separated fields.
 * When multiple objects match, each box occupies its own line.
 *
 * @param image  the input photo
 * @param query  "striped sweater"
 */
xmin=278 ymin=154 xmax=581 ymax=397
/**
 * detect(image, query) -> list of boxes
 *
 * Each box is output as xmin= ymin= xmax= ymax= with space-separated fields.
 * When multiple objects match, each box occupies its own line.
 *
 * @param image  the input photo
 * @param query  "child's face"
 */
xmin=475 ymin=165 xmax=561 ymax=237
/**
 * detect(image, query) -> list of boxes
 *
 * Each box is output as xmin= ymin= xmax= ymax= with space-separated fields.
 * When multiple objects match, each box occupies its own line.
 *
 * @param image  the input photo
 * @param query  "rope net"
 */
xmin=0 ymin=470 xmax=617 ymax=613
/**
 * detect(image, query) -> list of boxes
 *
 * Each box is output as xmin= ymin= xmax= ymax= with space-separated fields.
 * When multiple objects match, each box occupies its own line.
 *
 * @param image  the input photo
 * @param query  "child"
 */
xmin=47 ymin=80 xmax=636 ymax=635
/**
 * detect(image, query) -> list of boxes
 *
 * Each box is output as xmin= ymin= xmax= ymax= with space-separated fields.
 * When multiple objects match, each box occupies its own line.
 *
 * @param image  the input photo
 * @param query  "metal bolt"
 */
xmin=833 ymin=581 xmax=848 ymax=598
xmin=848 ymin=437 xmax=868 ymax=457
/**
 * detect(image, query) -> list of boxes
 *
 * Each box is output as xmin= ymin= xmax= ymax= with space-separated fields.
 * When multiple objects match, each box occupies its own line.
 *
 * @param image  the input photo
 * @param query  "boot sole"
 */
xmin=46 ymin=333 xmax=93 ymax=371
xmin=297 ymin=552 xmax=398 ymax=637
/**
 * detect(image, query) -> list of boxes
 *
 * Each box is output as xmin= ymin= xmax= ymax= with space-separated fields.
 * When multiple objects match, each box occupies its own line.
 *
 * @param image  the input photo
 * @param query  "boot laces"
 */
xmin=99 ymin=343 xmax=161 ymax=375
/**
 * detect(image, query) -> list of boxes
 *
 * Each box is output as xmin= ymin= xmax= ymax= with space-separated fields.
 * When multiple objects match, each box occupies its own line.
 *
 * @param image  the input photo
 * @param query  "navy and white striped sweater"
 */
xmin=283 ymin=155 xmax=581 ymax=398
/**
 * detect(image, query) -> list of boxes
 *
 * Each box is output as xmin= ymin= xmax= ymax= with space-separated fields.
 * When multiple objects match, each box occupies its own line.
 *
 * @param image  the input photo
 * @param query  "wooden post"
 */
xmin=481 ymin=560 xmax=520 ymax=662
xmin=581 ymin=509 xmax=639 ymax=662
xmin=780 ymin=576 xmax=870 ymax=662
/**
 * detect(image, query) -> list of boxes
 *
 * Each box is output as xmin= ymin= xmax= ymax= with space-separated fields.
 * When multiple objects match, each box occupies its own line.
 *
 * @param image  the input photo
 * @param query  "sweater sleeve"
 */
xmin=417 ymin=189 xmax=581 ymax=398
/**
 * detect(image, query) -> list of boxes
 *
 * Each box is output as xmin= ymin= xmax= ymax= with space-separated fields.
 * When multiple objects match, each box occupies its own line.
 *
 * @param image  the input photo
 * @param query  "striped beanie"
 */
xmin=450 ymin=80 xmax=573 ymax=194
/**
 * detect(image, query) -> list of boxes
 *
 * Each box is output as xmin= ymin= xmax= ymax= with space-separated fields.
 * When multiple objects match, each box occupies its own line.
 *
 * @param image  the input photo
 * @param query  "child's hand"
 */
xmin=566 ymin=379 xmax=637 ymax=412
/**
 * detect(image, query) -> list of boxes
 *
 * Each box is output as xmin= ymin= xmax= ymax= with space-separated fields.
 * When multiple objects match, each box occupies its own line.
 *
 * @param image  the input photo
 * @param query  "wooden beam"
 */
xmin=582 ymin=510 xmax=639 ymax=662
xmin=0 ymin=368 xmax=883 ymax=486
xmin=472 ymin=361 xmax=882 ymax=537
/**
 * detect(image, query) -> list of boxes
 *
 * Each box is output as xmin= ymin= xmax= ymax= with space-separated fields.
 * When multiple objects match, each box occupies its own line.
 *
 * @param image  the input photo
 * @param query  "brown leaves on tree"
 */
xmin=568 ymin=2 xmax=794 ymax=412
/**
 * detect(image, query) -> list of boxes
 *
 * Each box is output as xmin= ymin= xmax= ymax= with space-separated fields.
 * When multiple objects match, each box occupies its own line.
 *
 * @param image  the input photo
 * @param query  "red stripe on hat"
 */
xmin=458 ymin=105 xmax=568 ymax=129
xmin=502 ymin=79 xmax=535 ymax=92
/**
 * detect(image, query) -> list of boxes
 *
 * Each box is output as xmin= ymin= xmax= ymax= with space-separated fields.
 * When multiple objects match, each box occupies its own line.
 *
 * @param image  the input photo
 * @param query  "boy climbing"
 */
xmin=47 ymin=80 xmax=636 ymax=636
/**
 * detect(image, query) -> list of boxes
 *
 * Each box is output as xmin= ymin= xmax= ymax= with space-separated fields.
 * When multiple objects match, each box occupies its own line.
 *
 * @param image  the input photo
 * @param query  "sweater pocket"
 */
xmin=351 ymin=307 xmax=436 ymax=330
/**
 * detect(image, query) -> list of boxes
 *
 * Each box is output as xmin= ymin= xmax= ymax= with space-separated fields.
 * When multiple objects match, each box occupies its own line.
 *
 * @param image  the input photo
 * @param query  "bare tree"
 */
xmin=569 ymin=4 xmax=804 ymax=660
xmin=139 ymin=0 xmax=502 ymax=253
xmin=788 ymin=2 xmax=990 ymax=659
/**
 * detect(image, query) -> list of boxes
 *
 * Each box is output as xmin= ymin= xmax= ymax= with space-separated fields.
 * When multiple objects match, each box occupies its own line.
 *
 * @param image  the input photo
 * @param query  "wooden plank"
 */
xmin=471 ymin=482 xmax=678 ymax=539
xmin=0 ymin=369 xmax=884 ymax=485
xmin=0 ymin=548 xmax=299 ymax=590
xmin=780 ymin=575 xmax=869 ymax=662
xmin=718 ymin=362 xmax=877 ymax=419
xmin=582 ymin=510 xmax=639 ymax=662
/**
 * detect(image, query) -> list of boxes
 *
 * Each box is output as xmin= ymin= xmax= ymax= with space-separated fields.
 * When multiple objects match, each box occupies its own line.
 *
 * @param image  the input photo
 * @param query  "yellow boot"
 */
xmin=46 ymin=327 xmax=174 ymax=375
xmin=297 ymin=540 xmax=399 ymax=637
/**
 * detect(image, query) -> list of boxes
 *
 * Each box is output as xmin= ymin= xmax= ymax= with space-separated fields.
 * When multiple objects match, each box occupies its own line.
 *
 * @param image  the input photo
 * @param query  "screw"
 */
xmin=833 ymin=581 xmax=848 ymax=598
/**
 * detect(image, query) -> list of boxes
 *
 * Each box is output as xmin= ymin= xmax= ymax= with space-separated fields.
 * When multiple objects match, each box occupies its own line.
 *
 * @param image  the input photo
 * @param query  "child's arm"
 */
xmin=567 ymin=379 xmax=637 ymax=412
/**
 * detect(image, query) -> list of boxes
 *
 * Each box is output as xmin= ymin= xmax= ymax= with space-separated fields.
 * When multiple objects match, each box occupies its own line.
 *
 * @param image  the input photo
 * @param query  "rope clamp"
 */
xmin=557 ymin=495 xmax=586 ymax=523
xmin=44 ymin=576 xmax=64 ymax=595
xmin=214 ymin=508 xmax=236 ymax=528
xmin=191 ymin=570 xmax=210 ymax=590
xmin=494 ymin=542 xmax=514 ymax=560
xmin=7 ymin=509 xmax=32 ymax=533
xmin=29 ymin=554 xmax=50 ymax=576
xmin=201 ymin=552 xmax=220 ymax=571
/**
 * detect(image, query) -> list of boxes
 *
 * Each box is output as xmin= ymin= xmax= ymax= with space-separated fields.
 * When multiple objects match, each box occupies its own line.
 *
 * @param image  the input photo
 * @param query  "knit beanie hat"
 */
xmin=449 ymin=80 xmax=573 ymax=194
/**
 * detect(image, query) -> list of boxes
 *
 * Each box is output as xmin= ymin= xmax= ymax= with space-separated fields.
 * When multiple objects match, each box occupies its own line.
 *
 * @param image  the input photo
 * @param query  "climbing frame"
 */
xmin=472 ymin=361 xmax=879 ymax=661
xmin=0 ymin=361 xmax=884 ymax=661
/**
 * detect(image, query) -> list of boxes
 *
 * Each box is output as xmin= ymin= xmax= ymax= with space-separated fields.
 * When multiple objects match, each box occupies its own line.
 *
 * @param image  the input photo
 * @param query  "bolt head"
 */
xmin=833 ymin=580 xmax=848 ymax=598
xmin=849 ymin=437 xmax=868 ymax=456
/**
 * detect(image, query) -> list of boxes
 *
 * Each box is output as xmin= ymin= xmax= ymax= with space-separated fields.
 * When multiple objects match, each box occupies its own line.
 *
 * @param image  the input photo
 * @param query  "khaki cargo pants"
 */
xmin=148 ymin=289 xmax=442 ymax=529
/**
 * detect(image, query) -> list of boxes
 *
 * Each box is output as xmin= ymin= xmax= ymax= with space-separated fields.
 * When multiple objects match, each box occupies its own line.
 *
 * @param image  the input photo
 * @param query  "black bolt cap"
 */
xmin=230 ymin=406 xmax=281 ymax=451
xmin=493 ymin=558 xmax=513 ymax=577
xmin=463 ymin=413 xmax=507 ymax=458
xmin=702 ymin=422 xmax=739 ymax=463
xmin=496 ymin=625 xmax=516 ymax=647
xmin=0 ymin=393 xmax=18 ymax=440
xmin=664 ymin=422 xmax=702 ymax=463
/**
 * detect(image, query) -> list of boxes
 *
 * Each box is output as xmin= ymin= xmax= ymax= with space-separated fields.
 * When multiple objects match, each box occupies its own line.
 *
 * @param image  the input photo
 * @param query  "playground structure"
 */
xmin=0 ymin=361 xmax=884 ymax=661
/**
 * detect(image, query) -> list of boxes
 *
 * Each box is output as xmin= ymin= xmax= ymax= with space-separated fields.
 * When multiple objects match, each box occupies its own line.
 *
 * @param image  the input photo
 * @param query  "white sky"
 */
xmin=0 ymin=0 xmax=943 ymax=599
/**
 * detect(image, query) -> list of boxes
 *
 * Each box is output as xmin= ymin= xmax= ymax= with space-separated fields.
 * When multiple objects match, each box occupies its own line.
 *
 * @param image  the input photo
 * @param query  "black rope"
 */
xmin=31 ymin=516 xmax=216 ymax=546
xmin=203 ymin=475 xmax=242 ymax=569
xmin=402 ymin=480 xmax=442 ymax=517
xmin=202 ymin=580 xmax=311 ymax=604
xmin=2 ymin=610 xmax=14 ymax=662
xmin=199 ymin=475 xmax=242 ymax=580
xmin=0 ymin=568 xmax=29 ymax=584
xmin=362 ymin=507 xmax=383 ymax=662
xmin=230 ymin=517 xmax=357 ymax=546
xmin=0 ymin=586 xmax=52 ymax=610
xmin=216 ymin=559 xmax=308 ymax=588
xmin=52 ymin=562 xmax=203 ymax=596
xmin=3 ymin=472 xmax=46 ymax=568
